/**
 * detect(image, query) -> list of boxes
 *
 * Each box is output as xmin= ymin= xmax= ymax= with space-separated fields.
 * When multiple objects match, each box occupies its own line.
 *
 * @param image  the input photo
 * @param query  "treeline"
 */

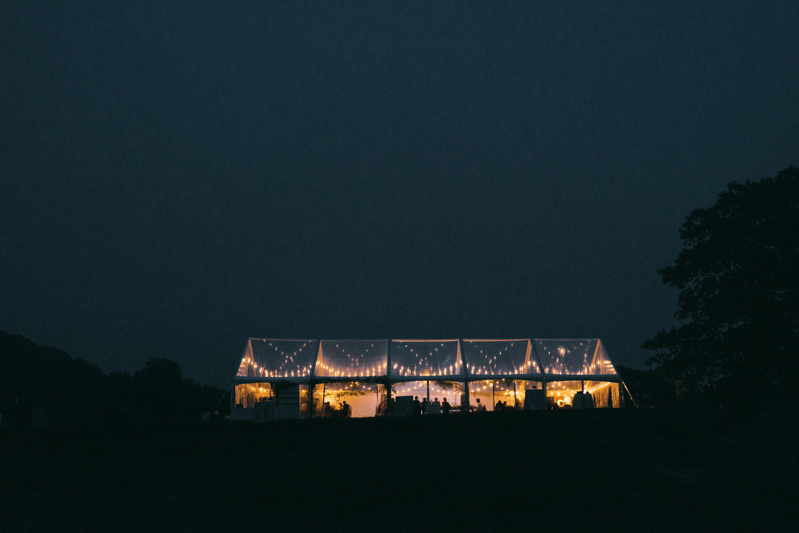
xmin=642 ymin=167 xmax=799 ymax=406
xmin=0 ymin=330 xmax=227 ymax=426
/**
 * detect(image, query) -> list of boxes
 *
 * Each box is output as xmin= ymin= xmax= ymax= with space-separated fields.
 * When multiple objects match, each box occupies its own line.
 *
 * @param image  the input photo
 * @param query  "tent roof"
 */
xmin=235 ymin=338 xmax=620 ymax=384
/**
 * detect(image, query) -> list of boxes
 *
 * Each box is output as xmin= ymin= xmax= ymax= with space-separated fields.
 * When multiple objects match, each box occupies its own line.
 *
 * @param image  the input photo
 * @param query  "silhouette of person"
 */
xmin=342 ymin=400 xmax=350 ymax=417
xmin=442 ymin=398 xmax=451 ymax=414
xmin=496 ymin=400 xmax=503 ymax=412
xmin=413 ymin=396 xmax=422 ymax=415
xmin=474 ymin=398 xmax=482 ymax=412
xmin=573 ymin=391 xmax=584 ymax=409
xmin=421 ymin=397 xmax=428 ymax=414
xmin=429 ymin=397 xmax=441 ymax=414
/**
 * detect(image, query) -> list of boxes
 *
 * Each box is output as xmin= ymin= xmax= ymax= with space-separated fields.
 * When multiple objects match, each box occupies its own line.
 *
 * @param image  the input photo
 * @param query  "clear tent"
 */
xmin=232 ymin=338 xmax=625 ymax=418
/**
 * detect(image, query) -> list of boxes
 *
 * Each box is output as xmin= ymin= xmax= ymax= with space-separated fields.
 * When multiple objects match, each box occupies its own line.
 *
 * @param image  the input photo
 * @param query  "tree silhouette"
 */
xmin=134 ymin=357 xmax=184 ymax=420
xmin=1 ymin=330 xmax=226 ymax=425
xmin=643 ymin=167 xmax=799 ymax=399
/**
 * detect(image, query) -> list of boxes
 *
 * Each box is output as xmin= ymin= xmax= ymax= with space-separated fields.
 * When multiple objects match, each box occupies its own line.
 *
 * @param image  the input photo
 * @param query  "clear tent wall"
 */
xmin=231 ymin=339 xmax=625 ymax=420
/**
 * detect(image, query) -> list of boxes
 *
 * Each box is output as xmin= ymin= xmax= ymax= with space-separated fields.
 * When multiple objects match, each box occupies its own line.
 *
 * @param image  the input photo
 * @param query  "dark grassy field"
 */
xmin=2 ymin=407 xmax=797 ymax=532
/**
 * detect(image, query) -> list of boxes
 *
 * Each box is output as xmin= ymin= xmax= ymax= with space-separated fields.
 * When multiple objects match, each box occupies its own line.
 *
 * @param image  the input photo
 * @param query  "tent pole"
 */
xmin=542 ymin=379 xmax=548 ymax=409
xmin=513 ymin=381 xmax=517 ymax=409
xmin=308 ymin=339 xmax=321 ymax=419
xmin=460 ymin=339 xmax=469 ymax=412
xmin=386 ymin=339 xmax=392 ymax=416
xmin=306 ymin=383 xmax=312 ymax=420
xmin=622 ymin=380 xmax=637 ymax=408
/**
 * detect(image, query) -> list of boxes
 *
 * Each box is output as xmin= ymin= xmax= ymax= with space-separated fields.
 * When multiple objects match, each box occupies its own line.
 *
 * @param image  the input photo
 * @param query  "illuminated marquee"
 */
xmin=232 ymin=338 xmax=627 ymax=419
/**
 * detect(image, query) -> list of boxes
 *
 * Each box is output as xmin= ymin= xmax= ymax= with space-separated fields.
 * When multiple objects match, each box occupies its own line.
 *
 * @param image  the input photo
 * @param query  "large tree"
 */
xmin=643 ymin=167 xmax=799 ymax=397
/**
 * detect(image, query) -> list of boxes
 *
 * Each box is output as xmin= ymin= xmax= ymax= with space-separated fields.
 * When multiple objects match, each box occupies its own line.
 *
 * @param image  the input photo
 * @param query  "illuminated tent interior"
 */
xmin=232 ymin=338 xmax=627 ymax=420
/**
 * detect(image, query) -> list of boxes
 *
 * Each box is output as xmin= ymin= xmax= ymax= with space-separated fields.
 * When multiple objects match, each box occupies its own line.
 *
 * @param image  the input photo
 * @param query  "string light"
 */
xmin=236 ymin=339 xmax=620 ymax=412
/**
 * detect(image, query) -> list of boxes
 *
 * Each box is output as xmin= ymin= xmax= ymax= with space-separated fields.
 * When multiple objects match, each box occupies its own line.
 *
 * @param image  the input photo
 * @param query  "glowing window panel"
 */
xmin=545 ymin=380 xmax=621 ymax=409
xmin=315 ymin=340 xmax=389 ymax=378
xmin=468 ymin=379 xmax=527 ymax=411
xmin=316 ymin=382 xmax=387 ymax=418
xmin=390 ymin=340 xmax=463 ymax=378
xmin=533 ymin=339 xmax=617 ymax=376
xmin=461 ymin=339 xmax=541 ymax=376
xmin=392 ymin=380 xmax=464 ymax=401
xmin=238 ymin=339 xmax=317 ymax=378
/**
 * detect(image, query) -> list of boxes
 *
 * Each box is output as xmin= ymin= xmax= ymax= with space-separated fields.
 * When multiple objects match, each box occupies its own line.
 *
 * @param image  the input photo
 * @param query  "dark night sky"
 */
xmin=2 ymin=1 xmax=797 ymax=388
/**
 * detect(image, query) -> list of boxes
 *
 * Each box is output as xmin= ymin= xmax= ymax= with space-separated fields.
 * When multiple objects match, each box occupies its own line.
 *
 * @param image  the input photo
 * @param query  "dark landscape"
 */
xmin=2 ymin=406 xmax=797 ymax=532
xmin=4 ymin=331 xmax=795 ymax=532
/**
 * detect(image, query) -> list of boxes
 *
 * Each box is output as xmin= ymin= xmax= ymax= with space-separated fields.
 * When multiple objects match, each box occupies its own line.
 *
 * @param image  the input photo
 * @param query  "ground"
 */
xmin=1 ymin=407 xmax=796 ymax=532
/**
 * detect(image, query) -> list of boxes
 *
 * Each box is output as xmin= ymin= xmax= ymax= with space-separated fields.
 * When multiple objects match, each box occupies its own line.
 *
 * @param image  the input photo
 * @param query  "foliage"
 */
xmin=0 ymin=329 xmax=227 ymax=425
xmin=133 ymin=356 xmax=184 ymax=419
xmin=0 ymin=330 xmax=104 ymax=414
xmin=643 ymin=167 xmax=799 ymax=397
